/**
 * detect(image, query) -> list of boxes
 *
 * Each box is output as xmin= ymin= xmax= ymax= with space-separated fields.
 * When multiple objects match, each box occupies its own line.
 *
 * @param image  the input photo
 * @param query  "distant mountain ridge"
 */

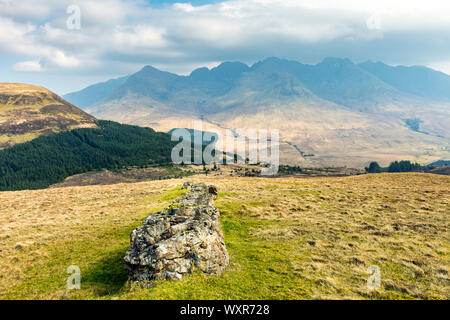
xmin=63 ymin=57 xmax=450 ymax=167
xmin=64 ymin=57 xmax=450 ymax=110
xmin=63 ymin=76 xmax=129 ymax=109
xmin=359 ymin=61 xmax=450 ymax=100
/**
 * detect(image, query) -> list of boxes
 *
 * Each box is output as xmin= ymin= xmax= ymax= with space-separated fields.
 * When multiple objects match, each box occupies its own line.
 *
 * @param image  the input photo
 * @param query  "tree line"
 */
xmin=0 ymin=120 xmax=176 ymax=191
xmin=365 ymin=160 xmax=423 ymax=173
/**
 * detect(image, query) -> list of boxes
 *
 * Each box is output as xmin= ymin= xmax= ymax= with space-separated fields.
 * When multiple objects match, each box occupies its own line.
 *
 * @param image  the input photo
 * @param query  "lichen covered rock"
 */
xmin=124 ymin=182 xmax=228 ymax=281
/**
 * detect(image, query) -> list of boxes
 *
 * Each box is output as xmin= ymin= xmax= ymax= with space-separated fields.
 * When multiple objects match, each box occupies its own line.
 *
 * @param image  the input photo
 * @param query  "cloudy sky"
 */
xmin=1 ymin=0 xmax=450 ymax=94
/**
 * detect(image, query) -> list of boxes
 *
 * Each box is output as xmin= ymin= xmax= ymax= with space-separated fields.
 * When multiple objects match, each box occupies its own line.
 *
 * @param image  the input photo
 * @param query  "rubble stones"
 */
xmin=124 ymin=182 xmax=229 ymax=281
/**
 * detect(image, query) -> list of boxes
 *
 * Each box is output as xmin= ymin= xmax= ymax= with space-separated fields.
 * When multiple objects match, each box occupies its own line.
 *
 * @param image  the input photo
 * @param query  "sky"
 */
xmin=1 ymin=0 xmax=450 ymax=95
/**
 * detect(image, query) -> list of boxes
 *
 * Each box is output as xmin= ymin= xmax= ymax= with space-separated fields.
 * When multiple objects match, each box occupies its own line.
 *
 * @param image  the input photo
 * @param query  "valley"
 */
xmin=64 ymin=58 xmax=450 ymax=167
xmin=0 ymin=61 xmax=448 ymax=301
xmin=48 ymin=163 xmax=365 ymax=188
xmin=1 ymin=0 xmax=449 ymax=306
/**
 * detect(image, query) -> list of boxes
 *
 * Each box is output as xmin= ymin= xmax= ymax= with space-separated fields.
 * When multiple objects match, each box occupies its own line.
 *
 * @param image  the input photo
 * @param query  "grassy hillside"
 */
xmin=0 ymin=173 xmax=448 ymax=299
xmin=0 ymin=83 xmax=97 ymax=149
xmin=0 ymin=120 xmax=176 ymax=191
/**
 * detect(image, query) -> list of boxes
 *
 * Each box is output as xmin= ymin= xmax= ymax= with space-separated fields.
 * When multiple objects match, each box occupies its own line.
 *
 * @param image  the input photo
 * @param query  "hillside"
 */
xmin=0 ymin=173 xmax=448 ymax=299
xmin=249 ymin=57 xmax=403 ymax=112
xmin=359 ymin=61 xmax=450 ymax=101
xmin=0 ymin=83 xmax=97 ymax=149
xmin=64 ymin=58 xmax=450 ymax=167
xmin=0 ymin=120 xmax=176 ymax=191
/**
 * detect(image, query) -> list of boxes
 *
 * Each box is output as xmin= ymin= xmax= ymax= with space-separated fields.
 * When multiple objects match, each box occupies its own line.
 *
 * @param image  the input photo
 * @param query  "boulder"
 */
xmin=124 ymin=182 xmax=229 ymax=281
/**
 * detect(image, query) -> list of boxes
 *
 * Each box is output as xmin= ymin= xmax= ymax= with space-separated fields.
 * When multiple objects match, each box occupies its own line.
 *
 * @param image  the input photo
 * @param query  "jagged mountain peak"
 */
xmin=250 ymin=57 xmax=299 ymax=71
xmin=190 ymin=61 xmax=250 ymax=81
xmin=318 ymin=57 xmax=354 ymax=67
xmin=211 ymin=61 xmax=249 ymax=72
xmin=60 ymin=58 xmax=450 ymax=167
xmin=64 ymin=56 xmax=450 ymax=115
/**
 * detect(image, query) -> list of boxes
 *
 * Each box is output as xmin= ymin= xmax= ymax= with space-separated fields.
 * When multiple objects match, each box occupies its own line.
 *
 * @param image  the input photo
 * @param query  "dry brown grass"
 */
xmin=0 ymin=82 xmax=96 ymax=149
xmin=0 ymin=173 xmax=448 ymax=299
xmin=0 ymin=83 xmax=52 ymax=95
xmin=0 ymin=180 xmax=182 ymax=295
xmin=213 ymin=173 xmax=449 ymax=299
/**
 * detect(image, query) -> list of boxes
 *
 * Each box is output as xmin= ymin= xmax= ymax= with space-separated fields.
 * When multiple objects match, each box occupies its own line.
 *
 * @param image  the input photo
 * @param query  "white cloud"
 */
xmin=2 ymin=0 xmax=450 ymax=83
xmin=12 ymin=60 xmax=44 ymax=72
xmin=50 ymin=50 xmax=80 ymax=67
xmin=173 ymin=3 xmax=197 ymax=13
xmin=0 ymin=0 xmax=56 ymax=21
xmin=113 ymin=25 xmax=169 ymax=49
xmin=0 ymin=17 xmax=38 ymax=55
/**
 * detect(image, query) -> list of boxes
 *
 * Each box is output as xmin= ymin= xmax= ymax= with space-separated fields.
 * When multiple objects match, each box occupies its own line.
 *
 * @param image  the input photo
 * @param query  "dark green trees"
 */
xmin=366 ymin=161 xmax=382 ymax=173
xmin=365 ymin=160 xmax=423 ymax=174
xmin=388 ymin=160 xmax=422 ymax=172
xmin=0 ymin=120 xmax=176 ymax=191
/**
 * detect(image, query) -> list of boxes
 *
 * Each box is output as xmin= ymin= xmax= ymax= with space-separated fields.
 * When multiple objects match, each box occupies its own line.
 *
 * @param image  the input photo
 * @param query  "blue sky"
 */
xmin=1 ymin=0 xmax=450 ymax=95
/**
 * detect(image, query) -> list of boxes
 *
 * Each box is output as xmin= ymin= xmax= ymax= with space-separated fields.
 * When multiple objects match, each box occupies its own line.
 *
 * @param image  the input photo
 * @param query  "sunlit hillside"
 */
xmin=0 ymin=83 xmax=97 ymax=149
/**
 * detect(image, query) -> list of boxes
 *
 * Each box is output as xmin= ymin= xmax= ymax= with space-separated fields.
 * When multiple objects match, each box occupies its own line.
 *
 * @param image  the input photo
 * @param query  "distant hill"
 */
xmin=425 ymin=165 xmax=450 ymax=175
xmin=63 ymin=58 xmax=450 ymax=167
xmin=0 ymin=120 xmax=176 ymax=191
xmin=0 ymin=83 xmax=97 ymax=149
xmin=426 ymin=159 xmax=450 ymax=166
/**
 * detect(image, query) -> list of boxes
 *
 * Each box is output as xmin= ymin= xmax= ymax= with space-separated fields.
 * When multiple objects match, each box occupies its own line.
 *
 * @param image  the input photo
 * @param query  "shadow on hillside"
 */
xmin=81 ymin=248 xmax=129 ymax=296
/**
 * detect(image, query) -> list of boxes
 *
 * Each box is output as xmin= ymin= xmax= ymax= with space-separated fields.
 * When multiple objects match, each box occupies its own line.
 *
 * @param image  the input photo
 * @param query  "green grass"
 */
xmin=119 ymin=200 xmax=315 ymax=300
xmin=159 ymin=185 xmax=187 ymax=201
xmin=1 ymin=187 xmax=187 ymax=300
xmin=1 ymin=192 xmax=315 ymax=300
xmin=5 ymin=193 xmax=444 ymax=299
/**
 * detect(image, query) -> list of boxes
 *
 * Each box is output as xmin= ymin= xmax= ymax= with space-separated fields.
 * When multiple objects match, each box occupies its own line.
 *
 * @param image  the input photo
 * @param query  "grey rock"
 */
xmin=124 ymin=182 xmax=229 ymax=281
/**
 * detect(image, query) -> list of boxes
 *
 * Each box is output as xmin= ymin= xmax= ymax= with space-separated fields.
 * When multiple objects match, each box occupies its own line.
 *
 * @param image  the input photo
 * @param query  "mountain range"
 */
xmin=63 ymin=57 xmax=450 ymax=167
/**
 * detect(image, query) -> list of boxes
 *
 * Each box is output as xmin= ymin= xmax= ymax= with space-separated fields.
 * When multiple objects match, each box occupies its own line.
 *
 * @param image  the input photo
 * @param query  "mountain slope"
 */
xmin=0 ymin=83 xmax=97 ymax=149
xmin=63 ymin=76 xmax=129 ymax=109
xmin=359 ymin=61 xmax=450 ymax=101
xmin=248 ymin=57 xmax=405 ymax=112
xmin=294 ymin=58 xmax=406 ymax=112
xmin=68 ymin=58 xmax=450 ymax=112
xmin=64 ymin=58 xmax=450 ymax=167
xmin=189 ymin=61 xmax=251 ymax=97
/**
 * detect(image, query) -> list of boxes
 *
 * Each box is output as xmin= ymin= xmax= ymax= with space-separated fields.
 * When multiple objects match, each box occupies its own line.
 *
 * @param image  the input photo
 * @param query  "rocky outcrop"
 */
xmin=124 ymin=182 xmax=229 ymax=281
